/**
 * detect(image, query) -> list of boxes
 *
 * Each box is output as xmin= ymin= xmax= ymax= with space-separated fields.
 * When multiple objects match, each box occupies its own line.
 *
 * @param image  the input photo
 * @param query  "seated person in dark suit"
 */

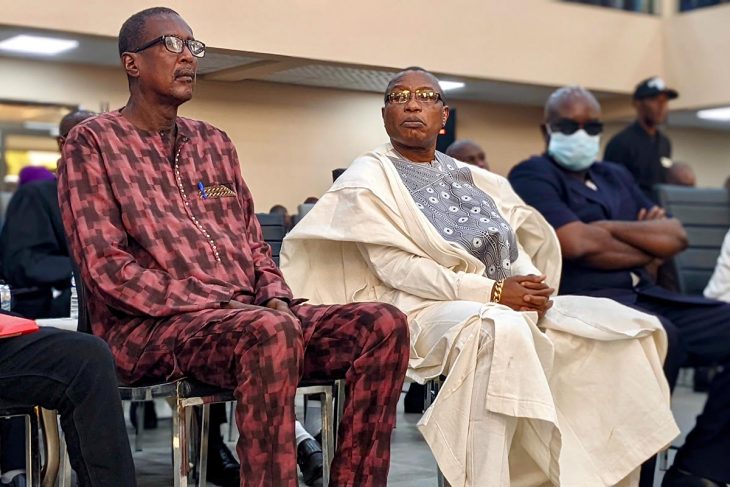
xmin=509 ymin=86 xmax=730 ymax=487
xmin=0 ymin=111 xmax=94 ymax=320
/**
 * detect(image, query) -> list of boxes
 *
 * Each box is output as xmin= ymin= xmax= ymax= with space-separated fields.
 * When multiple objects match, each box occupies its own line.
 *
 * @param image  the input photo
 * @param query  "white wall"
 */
xmin=2 ymin=56 xmax=728 ymax=216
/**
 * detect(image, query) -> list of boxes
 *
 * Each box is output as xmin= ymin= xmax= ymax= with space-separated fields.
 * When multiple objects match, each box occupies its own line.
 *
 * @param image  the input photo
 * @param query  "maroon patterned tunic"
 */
xmin=58 ymin=110 xmax=291 ymax=363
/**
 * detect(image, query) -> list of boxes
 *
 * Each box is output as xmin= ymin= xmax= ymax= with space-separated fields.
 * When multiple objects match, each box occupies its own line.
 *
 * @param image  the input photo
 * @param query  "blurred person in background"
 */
xmin=666 ymin=161 xmax=696 ymax=187
xmin=269 ymin=204 xmax=293 ymax=230
xmin=0 ymin=110 xmax=94 ymax=320
xmin=445 ymin=139 xmax=489 ymax=170
xmin=605 ymin=77 xmax=678 ymax=202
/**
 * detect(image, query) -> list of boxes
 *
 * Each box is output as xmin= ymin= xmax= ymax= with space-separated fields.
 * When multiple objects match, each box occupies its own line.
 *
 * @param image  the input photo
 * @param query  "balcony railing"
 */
xmin=680 ymin=0 xmax=730 ymax=12
xmin=563 ymin=0 xmax=730 ymax=13
xmin=562 ymin=0 xmax=657 ymax=14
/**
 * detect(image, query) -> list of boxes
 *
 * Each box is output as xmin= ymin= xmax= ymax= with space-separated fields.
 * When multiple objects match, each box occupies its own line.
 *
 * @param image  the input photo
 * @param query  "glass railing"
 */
xmin=562 ymin=0 xmax=657 ymax=14
xmin=679 ymin=0 xmax=730 ymax=12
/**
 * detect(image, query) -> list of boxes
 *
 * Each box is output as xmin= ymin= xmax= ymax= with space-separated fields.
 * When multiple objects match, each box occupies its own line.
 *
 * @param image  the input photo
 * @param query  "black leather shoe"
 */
xmin=404 ymin=383 xmax=425 ymax=413
xmin=206 ymin=440 xmax=240 ymax=487
xmin=662 ymin=466 xmax=725 ymax=487
xmin=297 ymin=438 xmax=323 ymax=486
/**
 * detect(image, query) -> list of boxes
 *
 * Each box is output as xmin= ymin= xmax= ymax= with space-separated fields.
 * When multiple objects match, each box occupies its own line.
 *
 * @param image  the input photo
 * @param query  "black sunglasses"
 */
xmin=549 ymin=118 xmax=603 ymax=136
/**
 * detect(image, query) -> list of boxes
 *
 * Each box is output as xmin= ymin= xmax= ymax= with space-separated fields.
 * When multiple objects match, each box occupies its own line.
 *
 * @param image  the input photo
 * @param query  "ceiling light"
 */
xmin=696 ymin=107 xmax=730 ymax=122
xmin=0 ymin=35 xmax=78 ymax=55
xmin=439 ymin=80 xmax=465 ymax=91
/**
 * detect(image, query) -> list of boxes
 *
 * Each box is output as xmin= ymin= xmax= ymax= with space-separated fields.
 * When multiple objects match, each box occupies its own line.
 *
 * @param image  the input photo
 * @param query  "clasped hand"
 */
xmin=496 ymin=274 xmax=554 ymax=318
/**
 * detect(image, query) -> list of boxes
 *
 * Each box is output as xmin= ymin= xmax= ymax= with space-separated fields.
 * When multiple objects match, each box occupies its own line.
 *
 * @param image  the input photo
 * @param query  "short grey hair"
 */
xmin=544 ymin=86 xmax=601 ymax=122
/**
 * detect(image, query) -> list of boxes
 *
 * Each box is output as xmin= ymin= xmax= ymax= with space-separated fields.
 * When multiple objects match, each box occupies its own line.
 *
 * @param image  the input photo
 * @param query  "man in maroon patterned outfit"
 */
xmin=57 ymin=7 xmax=409 ymax=487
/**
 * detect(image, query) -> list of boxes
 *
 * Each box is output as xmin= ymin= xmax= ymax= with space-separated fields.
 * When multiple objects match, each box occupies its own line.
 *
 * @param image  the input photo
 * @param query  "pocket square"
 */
xmin=199 ymin=183 xmax=236 ymax=199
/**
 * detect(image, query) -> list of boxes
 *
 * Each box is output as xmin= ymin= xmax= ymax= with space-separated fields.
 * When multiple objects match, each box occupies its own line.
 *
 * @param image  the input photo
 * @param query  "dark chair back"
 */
xmin=655 ymin=184 xmax=730 ymax=294
xmin=256 ymin=213 xmax=287 ymax=266
xmin=71 ymin=263 xmax=92 ymax=334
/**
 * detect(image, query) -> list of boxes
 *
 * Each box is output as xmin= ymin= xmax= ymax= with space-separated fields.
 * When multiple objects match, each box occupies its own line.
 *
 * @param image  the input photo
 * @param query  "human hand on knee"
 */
xmin=263 ymin=298 xmax=298 ymax=319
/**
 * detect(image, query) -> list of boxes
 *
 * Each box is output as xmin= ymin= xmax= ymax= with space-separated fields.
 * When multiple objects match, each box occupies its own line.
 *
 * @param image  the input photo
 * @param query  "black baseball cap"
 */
xmin=633 ymin=77 xmax=679 ymax=100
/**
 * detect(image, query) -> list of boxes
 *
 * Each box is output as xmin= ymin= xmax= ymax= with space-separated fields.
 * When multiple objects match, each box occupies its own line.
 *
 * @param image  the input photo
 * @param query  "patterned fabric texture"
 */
xmin=389 ymin=153 xmax=518 ymax=280
xmin=58 ymin=110 xmax=410 ymax=486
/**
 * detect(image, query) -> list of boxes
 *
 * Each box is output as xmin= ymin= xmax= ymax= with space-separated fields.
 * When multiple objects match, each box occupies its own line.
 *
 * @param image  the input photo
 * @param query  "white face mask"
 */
xmin=547 ymin=129 xmax=600 ymax=172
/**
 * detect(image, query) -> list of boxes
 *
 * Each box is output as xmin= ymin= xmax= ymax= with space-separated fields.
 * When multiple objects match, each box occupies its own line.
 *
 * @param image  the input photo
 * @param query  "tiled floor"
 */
xmin=126 ymin=380 xmax=708 ymax=487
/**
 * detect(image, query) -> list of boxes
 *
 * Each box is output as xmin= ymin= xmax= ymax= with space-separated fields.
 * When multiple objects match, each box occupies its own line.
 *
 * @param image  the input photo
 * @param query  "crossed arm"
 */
xmin=557 ymin=207 xmax=688 ymax=270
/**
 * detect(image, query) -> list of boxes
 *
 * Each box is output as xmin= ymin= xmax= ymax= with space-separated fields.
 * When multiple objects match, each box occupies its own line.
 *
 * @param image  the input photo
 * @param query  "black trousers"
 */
xmin=634 ymin=293 xmax=730 ymax=483
xmin=0 ymin=328 xmax=135 ymax=486
xmin=587 ymin=286 xmax=730 ymax=483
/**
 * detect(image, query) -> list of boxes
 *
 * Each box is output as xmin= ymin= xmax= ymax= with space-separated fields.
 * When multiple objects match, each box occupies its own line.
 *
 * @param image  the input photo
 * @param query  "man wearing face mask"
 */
xmin=604 ymin=77 xmax=678 ymax=202
xmin=509 ymin=86 xmax=730 ymax=487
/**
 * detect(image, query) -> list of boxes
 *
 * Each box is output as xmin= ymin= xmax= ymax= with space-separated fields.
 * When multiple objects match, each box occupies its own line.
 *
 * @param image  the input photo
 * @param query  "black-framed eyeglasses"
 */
xmin=132 ymin=35 xmax=206 ymax=58
xmin=548 ymin=118 xmax=603 ymax=136
xmin=385 ymin=88 xmax=443 ymax=105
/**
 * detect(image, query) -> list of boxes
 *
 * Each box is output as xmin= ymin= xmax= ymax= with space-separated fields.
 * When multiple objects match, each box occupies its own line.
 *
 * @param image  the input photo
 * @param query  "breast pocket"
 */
xmin=192 ymin=182 xmax=243 ymax=227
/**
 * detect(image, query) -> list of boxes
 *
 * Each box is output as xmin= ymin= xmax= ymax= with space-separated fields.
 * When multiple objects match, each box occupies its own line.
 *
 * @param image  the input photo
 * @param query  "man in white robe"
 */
xmin=281 ymin=68 xmax=678 ymax=487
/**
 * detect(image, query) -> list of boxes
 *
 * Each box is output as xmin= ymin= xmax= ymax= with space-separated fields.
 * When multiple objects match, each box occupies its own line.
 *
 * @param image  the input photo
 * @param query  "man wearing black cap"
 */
xmin=605 ymin=76 xmax=680 ymax=202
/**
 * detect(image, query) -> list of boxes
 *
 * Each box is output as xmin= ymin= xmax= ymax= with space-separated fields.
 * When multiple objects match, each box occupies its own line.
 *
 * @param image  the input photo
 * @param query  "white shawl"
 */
xmin=281 ymin=144 xmax=678 ymax=486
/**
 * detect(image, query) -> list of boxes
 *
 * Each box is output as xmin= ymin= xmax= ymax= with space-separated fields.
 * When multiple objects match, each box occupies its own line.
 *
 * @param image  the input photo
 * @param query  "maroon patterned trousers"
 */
xmin=115 ymin=302 xmax=409 ymax=487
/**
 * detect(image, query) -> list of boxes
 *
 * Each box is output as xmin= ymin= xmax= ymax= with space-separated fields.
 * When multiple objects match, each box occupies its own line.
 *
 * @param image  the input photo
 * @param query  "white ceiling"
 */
xmin=0 ymin=25 xmax=261 ymax=75
xmin=1 ymin=24 xmax=729 ymax=130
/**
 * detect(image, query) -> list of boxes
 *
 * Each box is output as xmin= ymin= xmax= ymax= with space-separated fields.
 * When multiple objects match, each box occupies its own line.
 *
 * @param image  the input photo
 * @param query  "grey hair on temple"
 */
xmin=544 ymin=86 xmax=601 ymax=122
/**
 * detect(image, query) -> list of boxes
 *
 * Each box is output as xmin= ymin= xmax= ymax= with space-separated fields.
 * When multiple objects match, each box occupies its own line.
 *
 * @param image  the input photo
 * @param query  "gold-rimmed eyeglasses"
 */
xmin=385 ymin=89 xmax=443 ymax=105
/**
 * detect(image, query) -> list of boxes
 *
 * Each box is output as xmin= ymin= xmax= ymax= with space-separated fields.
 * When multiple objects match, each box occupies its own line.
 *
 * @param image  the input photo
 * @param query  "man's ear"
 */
xmin=442 ymin=105 xmax=450 ymax=128
xmin=540 ymin=123 xmax=550 ymax=145
xmin=121 ymin=53 xmax=141 ymax=79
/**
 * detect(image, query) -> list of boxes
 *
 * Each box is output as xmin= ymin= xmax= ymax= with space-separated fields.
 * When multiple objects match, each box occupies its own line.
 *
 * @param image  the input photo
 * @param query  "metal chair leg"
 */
xmin=424 ymin=379 xmax=447 ymax=486
xmin=25 ymin=414 xmax=34 ymax=487
xmin=226 ymin=401 xmax=236 ymax=442
xmin=303 ymin=394 xmax=309 ymax=422
xmin=334 ymin=380 xmax=345 ymax=446
xmin=320 ymin=389 xmax=335 ymax=487
xmin=189 ymin=407 xmax=200 ymax=483
xmin=198 ymin=405 xmax=210 ymax=487
xmin=40 ymin=409 xmax=59 ymax=487
xmin=26 ymin=408 xmax=41 ymax=487
xmin=173 ymin=399 xmax=189 ymax=487
xmin=59 ymin=427 xmax=72 ymax=487
xmin=134 ymin=401 xmax=145 ymax=452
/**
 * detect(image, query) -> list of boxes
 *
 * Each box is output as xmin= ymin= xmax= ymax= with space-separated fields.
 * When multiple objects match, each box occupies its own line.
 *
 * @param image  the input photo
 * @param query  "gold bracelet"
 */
xmin=492 ymin=279 xmax=505 ymax=303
